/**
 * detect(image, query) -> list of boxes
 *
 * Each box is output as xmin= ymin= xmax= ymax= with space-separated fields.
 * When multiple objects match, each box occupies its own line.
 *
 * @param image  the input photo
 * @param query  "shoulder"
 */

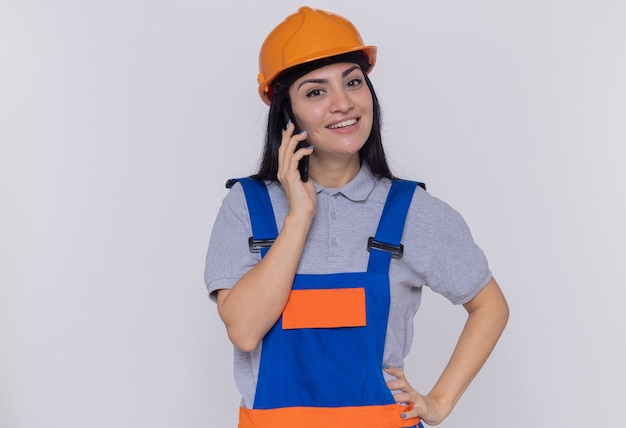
xmin=216 ymin=178 xmax=271 ymax=229
xmin=218 ymin=180 xmax=247 ymax=215
xmin=398 ymin=182 xmax=478 ymax=247
xmin=375 ymin=178 xmax=460 ymax=221
xmin=410 ymin=187 xmax=466 ymax=226
xmin=222 ymin=178 xmax=282 ymax=209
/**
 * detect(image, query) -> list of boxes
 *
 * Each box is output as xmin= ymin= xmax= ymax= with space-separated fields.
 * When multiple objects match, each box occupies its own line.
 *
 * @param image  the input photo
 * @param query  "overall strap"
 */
xmin=367 ymin=179 xmax=419 ymax=274
xmin=227 ymin=178 xmax=278 ymax=258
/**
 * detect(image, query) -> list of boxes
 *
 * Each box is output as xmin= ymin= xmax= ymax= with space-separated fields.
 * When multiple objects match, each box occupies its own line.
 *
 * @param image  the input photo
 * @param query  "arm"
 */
xmin=386 ymin=277 xmax=509 ymax=425
xmin=216 ymin=123 xmax=315 ymax=352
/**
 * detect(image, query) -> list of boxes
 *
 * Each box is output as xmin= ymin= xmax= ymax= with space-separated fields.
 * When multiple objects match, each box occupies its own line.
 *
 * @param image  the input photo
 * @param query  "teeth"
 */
xmin=329 ymin=119 xmax=357 ymax=129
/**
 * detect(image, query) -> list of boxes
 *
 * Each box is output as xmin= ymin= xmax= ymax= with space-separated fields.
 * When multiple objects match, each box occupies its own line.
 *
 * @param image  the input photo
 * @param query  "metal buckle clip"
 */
xmin=248 ymin=237 xmax=275 ymax=253
xmin=367 ymin=237 xmax=404 ymax=259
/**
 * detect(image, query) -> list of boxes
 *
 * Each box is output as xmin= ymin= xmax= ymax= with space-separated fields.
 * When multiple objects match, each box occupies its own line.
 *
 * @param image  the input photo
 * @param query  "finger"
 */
xmin=279 ymin=135 xmax=309 ymax=182
xmin=286 ymin=146 xmax=312 ymax=174
xmin=386 ymin=382 xmax=409 ymax=395
xmin=278 ymin=128 xmax=308 ymax=172
xmin=400 ymin=406 xmax=420 ymax=421
xmin=277 ymin=122 xmax=295 ymax=171
xmin=292 ymin=144 xmax=314 ymax=162
xmin=383 ymin=364 xmax=406 ymax=380
xmin=391 ymin=391 xmax=413 ymax=404
xmin=279 ymin=124 xmax=307 ymax=155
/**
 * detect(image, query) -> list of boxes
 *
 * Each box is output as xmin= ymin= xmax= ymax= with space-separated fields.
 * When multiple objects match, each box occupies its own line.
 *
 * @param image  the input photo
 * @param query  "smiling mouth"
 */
xmin=328 ymin=118 xmax=358 ymax=129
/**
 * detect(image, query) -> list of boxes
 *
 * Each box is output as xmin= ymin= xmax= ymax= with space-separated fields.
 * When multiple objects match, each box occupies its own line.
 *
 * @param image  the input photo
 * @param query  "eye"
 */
xmin=346 ymin=78 xmax=363 ymax=88
xmin=305 ymin=88 xmax=325 ymax=98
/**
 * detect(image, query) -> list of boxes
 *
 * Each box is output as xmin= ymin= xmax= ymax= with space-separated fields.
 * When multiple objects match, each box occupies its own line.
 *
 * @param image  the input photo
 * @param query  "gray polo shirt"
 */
xmin=205 ymin=165 xmax=491 ymax=408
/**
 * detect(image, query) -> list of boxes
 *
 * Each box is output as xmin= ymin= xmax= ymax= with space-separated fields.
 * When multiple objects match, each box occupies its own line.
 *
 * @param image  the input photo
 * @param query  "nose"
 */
xmin=329 ymin=88 xmax=354 ymax=113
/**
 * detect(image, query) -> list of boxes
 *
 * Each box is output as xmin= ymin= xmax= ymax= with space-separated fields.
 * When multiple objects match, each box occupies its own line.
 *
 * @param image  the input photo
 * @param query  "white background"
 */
xmin=1 ymin=1 xmax=625 ymax=427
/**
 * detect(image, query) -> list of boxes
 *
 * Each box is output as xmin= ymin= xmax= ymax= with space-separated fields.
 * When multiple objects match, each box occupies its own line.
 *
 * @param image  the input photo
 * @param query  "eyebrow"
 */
xmin=297 ymin=65 xmax=362 ymax=90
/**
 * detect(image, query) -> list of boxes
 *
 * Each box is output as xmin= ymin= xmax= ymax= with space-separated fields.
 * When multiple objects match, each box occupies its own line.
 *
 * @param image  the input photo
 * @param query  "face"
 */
xmin=288 ymin=62 xmax=373 ymax=161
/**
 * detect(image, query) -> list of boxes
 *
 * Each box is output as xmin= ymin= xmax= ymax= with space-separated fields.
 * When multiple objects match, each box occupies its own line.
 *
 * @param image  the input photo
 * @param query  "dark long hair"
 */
xmin=253 ymin=54 xmax=394 ymax=181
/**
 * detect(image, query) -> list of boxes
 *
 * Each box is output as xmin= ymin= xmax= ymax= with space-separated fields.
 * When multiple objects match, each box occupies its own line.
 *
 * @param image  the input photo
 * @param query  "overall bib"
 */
xmin=231 ymin=178 xmax=423 ymax=428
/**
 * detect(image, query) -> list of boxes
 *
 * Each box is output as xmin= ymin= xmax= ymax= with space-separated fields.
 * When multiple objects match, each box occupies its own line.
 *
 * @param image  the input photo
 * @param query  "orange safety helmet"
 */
xmin=257 ymin=6 xmax=377 ymax=105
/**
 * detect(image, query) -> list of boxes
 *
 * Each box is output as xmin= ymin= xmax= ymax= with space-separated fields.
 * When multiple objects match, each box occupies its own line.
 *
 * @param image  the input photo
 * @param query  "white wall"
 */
xmin=1 ymin=1 xmax=624 ymax=427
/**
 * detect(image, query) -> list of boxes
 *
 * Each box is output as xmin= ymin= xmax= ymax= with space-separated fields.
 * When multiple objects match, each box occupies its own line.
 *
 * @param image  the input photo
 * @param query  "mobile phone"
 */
xmin=283 ymin=108 xmax=309 ymax=182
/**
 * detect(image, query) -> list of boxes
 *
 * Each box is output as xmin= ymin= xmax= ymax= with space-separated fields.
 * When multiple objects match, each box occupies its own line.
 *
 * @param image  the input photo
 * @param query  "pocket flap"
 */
xmin=282 ymin=288 xmax=366 ymax=329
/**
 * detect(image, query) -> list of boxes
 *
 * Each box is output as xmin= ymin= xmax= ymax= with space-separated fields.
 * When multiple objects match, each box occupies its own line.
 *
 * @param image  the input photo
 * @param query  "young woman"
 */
xmin=205 ymin=6 xmax=509 ymax=428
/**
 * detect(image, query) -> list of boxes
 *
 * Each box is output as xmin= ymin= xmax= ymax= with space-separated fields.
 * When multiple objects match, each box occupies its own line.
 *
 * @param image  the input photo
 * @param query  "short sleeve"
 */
xmin=204 ymin=182 xmax=261 ymax=302
xmin=409 ymin=192 xmax=492 ymax=305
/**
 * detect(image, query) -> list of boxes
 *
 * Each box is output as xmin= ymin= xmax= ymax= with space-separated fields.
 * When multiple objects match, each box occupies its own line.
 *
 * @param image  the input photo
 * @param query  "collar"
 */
xmin=312 ymin=164 xmax=377 ymax=202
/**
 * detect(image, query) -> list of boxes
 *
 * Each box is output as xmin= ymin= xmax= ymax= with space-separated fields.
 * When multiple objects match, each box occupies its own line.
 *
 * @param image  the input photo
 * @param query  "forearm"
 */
xmin=217 ymin=213 xmax=312 ymax=352
xmin=428 ymin=278 xmax=509 ymax=416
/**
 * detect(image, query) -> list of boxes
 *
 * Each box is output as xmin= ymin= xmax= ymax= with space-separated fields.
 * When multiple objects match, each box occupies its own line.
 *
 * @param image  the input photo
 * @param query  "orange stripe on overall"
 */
xmin=239 ymin=404 xmax=420 ymax=428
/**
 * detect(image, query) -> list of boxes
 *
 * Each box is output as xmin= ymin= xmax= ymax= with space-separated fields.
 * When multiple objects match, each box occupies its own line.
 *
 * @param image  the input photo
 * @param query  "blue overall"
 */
xmin=232 ymin=177 xmax=423 ymax=428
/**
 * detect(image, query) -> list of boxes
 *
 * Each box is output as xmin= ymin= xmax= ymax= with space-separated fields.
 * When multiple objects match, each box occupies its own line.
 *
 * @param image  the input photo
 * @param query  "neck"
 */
xmin=308 ymin=154 xmax=361 ymax=188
